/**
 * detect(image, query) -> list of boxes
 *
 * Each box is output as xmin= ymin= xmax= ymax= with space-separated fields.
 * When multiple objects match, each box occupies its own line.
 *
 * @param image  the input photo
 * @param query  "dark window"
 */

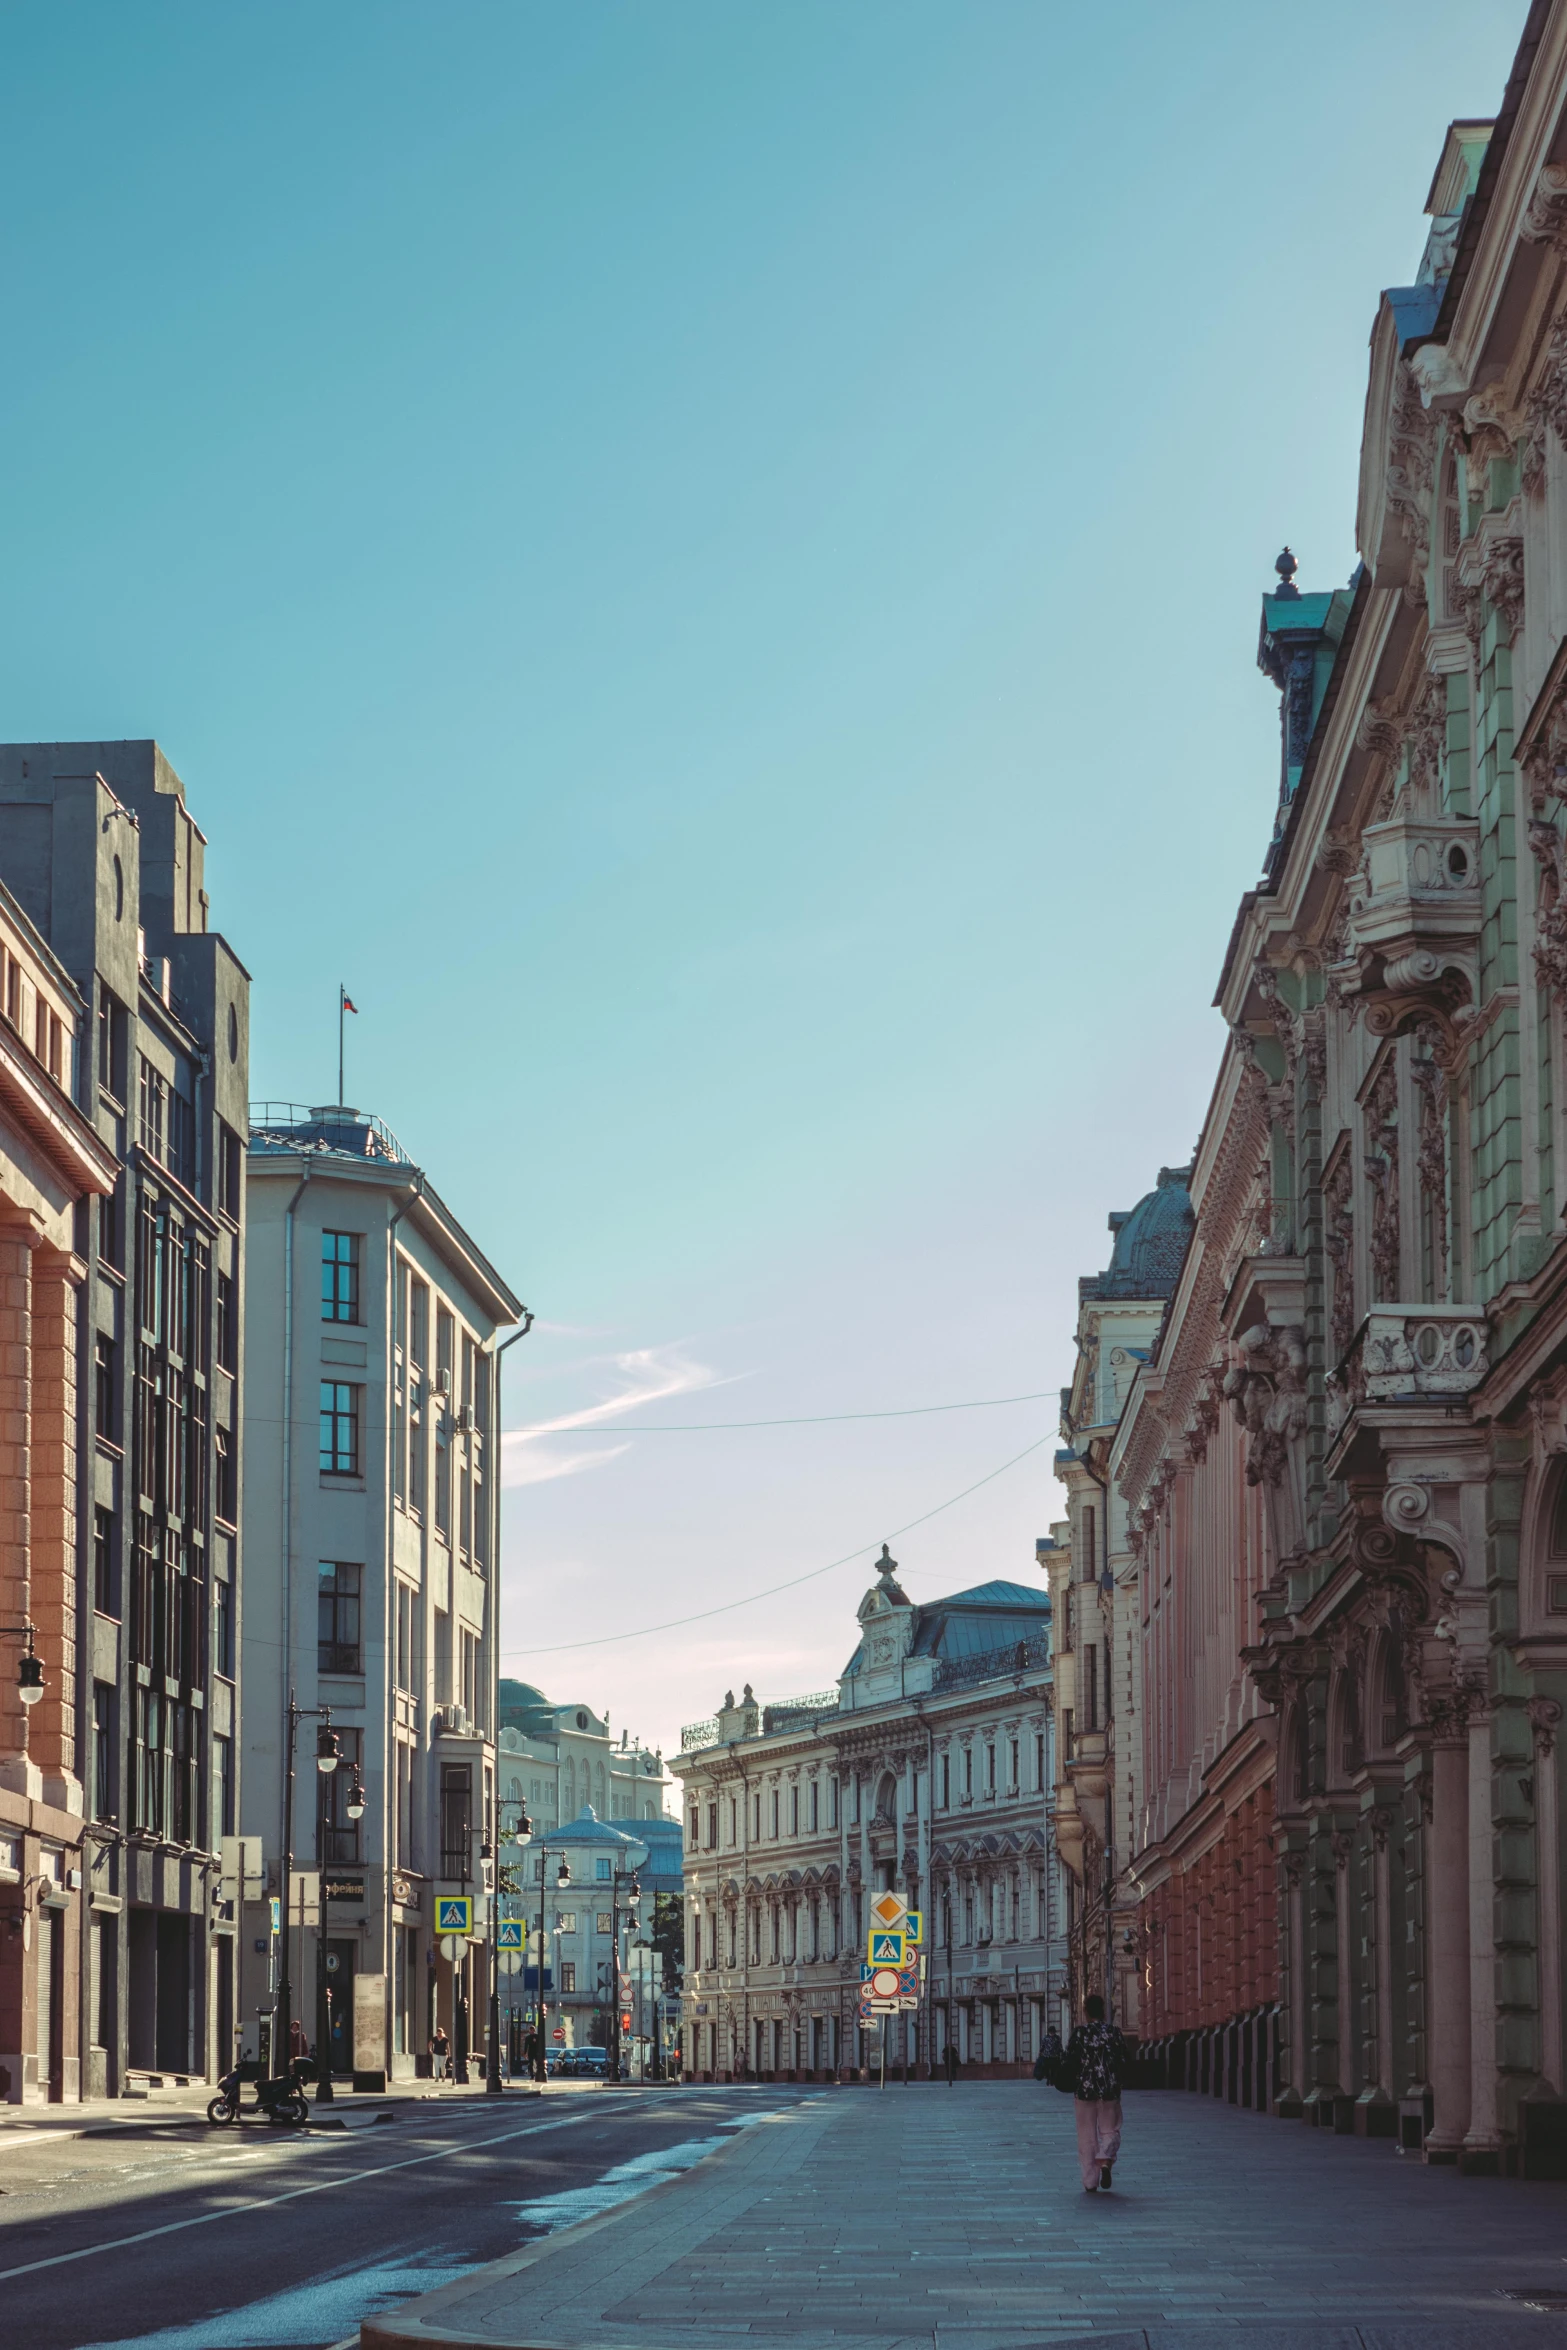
xmin=216 ymin=1271 xmax=236 ymax=1372
xmin=560 ymin=1962 xmax=576 ymax=1994
xmin=171 ymin=1698 xmax=196 ymax=1844
xmin=1084 ymin=1646 xmax=1098 ymax=1732
xmin=705 ymin=1803 xmax=717 ymax=1849
xmin=1081 ymin=1504 xmax=1097 ymax=1583
xmin=217 ymin=1122 xmax=242 ymax=1221
xmin=986 ymin=1745 xmax=996 ymax=1793
xmin=137 ymin=1057 xmax=166 ymax=1164
xmin=322 ymin=1728 xmax=363 ymax=1864
xmin=214 ymin=1575 xmax=233 ymax=1677
xmin=320 ymin=1382 xmax=360 ymax=1476
xmin=93 ymin=1684 xmax=114 ymax=1821
xmin=770 ymin=1789 xmax=779 ymax=1838
xmin=214 ymin=1732 xmax=234 ymax=1837
xmin=95 ymin=1333 xmax=116 ymax=1442
xmin=322 ymin=1231 xmax=360 ymax=1323
xmin=317 ymin=1561 xmax=362 ymax=1674
xmin=99 ymin=1185 xmax=121 ymax=1272
xmin=97 ymin=985 xmax=126 ymax=1102
xmin=941 ymin=1753 xmax=950 ymax=1808
xmin=167 ymin=1087 xmax=195 ymax=1189
xmin=94 ymin=1508 xmax=116 ymax=1615
xmin=440 ymin=1763 xmax=472 ymax=1880
xmin=215 ymin=1425 xmax=236 ymax=1526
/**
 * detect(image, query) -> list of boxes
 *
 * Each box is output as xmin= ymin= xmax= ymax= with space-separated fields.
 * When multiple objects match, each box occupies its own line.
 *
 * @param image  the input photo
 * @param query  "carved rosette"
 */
xmin=1324 ymin=1150 xmax=1355 ymax=1363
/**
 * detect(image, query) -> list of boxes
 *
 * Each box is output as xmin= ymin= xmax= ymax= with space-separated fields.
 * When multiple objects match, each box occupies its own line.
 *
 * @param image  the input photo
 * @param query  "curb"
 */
xmin=0 ymin=2085 xmax=547 ymax=2146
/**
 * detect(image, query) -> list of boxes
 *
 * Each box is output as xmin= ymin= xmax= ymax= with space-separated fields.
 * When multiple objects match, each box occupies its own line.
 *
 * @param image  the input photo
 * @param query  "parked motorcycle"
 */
xmin=207 ymin=2061 xmax=312 ymax=2127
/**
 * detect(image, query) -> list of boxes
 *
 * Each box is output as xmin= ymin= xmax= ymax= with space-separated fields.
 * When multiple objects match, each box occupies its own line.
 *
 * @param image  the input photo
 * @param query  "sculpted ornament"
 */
xmin=1387 ymin=362 xmax=1436 ymax=599
xmin=1479 ymin=534 xmax=1525 ymax=641
xmin=1524 ymin=308 xmax=1567 ymax=495
xmin=1530 ymin=818 xmax=1567 ymax=1001
xmin=1223 ymin=1323 xmax=1307 ymax=1489
xmin=1523 ymin=162 xmax=1567 ymax=254
xmin=1530 ymin=1697 xmax=1564 ymax=1757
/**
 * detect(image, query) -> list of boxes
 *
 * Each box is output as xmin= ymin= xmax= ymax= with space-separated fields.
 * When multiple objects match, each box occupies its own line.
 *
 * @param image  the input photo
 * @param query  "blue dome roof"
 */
xmin=1082 ymin=1165 xmax=1193 ymax=1301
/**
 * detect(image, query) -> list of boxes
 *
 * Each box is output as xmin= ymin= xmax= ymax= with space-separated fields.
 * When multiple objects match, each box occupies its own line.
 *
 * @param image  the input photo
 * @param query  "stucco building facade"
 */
xmin=675 ymin=1553 xmax=1061 ymax=2081
xmin=238 ymin=1104 xmax=523 ymax=2086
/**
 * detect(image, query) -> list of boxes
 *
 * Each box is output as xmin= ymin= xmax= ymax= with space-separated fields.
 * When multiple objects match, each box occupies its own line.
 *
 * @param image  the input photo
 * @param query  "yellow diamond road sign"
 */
xmin=870 ymin=1892 xmax=907 ymax=1930
xmin=867 ymin=1929 xmax=906 ymax=1966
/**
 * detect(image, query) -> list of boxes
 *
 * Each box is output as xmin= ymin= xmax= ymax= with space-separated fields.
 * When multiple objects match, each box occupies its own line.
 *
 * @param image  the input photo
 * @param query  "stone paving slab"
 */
xmin=359 ymin=2085 xmax=1567 ymax=2350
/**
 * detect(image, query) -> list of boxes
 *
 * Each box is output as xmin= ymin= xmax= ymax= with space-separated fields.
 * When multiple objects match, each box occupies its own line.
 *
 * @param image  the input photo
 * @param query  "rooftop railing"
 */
xmin=932 ymin=1634 xmax=1050 ymax=1691
xmin=249 ymin=1101 xmax=412 ymax=1166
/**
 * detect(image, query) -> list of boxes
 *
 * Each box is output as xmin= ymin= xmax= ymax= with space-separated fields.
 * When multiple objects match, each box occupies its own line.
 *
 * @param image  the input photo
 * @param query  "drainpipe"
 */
xmin=274 ymin=1156 xmax=313 ymax=2069
xmin=380 ymin=1173 xmax=422 ymax=2080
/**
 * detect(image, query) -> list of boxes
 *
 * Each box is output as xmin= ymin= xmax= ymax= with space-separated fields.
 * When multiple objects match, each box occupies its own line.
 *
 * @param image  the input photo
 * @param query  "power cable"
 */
xmin=500 ymin=1428 xmax=1056 ymax=1658
xmin=504 ymin=1388 xmax=1054 ymax=1435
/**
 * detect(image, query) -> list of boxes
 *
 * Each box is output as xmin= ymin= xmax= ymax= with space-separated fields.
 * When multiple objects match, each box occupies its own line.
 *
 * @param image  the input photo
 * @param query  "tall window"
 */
xmin=97 ymin=984 xmax=126 ymax=1101
xmin=320 ymin=1382 xmax=360 ymax=1476
xmin=216 ymin=1271 xmax=236 ymax=1371
xmin=93 ymin=1685 xmax=114 ymax=1821
xmin=94 ymin=1508 xmax=116 ymax=1615
xmin=322 ymin=1232 xmax=360 ymax=1323
xmin=1081 ymin=1504 xmax=1097 ymax=1583
xmin=215 ymin=1426 xmax=236 ymax=1525
xmin=214 ymin=1732 xmax=234 ymax=1837
xmin=216 ymin=1122 xmax=242 ymax=1222
xmin=460 ymin=1628 xmax=480 ymax=1724
xmin=214 ymin=1574 xmax=234 ymax=1677
xmin=1084 ymin=1646 xmax=1098 ymax=1731
xmin=318 ymin=1561 xmax=362 ymax=1674
xmin=322 ymin=1729 xmax=363 ymax=1863
xmin=395 ymin=1580 xmax=415 ymax=1692
xmin=440 ymin=1763 xmax=472 ymax=1880
xmin=789 ymin=1784 xmax=799 ymax=1835
xmin=941 ymin=1752 xmax=950 ymax=1808
xmin=808 ymin=1779 xmax=818 ymax=1833
xmin=436 ymin=1306 xmax=454 ymax=1395
xmin=95 ymin=1333 xmax=116 ymax=1442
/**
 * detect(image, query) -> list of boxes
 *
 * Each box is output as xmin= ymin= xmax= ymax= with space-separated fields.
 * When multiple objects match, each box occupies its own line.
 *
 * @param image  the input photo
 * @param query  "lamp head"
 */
xmin=555 ymin=1857 xmax=571 ymax=1888
xmin=316 ymin=1726 xmax=340 ymax=1773
xmin=17 ymin=1652 xmax=44 ymax=1707
xmin=345 ymin=1778 xmax=367 ymax=1822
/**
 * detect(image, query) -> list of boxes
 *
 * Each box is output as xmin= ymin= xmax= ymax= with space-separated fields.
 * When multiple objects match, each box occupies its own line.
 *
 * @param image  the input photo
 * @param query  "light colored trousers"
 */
xmin=1074 ymin=2096 xmax=1122 ymax=2188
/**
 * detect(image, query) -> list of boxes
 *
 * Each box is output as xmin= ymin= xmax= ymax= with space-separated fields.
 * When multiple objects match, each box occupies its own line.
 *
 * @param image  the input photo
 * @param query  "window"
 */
xmin=320 ymin=1382 xmax=360 ymax=1476
xmin=1081 ymin=1504 xmax=1097 ymax=1583
xmin=395 ymin=1740 xmax=414 ymax=1865
xmin=214 ymin=1576 xmax=233 ymax=1677
xmin=94 ymin=1508 xmax=116 ymax=1615
xmin=941 ymin=1753 xmax=950 ymax=1808
xmin=1036 ymin=1733 xmax=1045 ymax=1788
xmin=595 ymin=1857 xmax=611 ymax=1882
xmin=95 ymin=1333 xmax=116 ymax=1442
xmin=410 ymin=1278 xmax=428 ymax=1369
xmin=595 ymin=1911 xmax=613 ymax=1935
xmin=395 ymin=1581 xmax=415 ymax=1693
xmin=322 ymin=1232 xmax=360 ymax=1323
xmin=1010 ymin=1738 xmax=1019 ymax=1788
xmin=167 ymin=1086 xmax=195 ymax=1189
xmin=170 ymin=1699 xmax=196 ymax=1845
xmin=555 ymin=1911 xmax=577 ymax=1933
xmin=808 ymin=1780 xmax=818 ymax=1833
xmin=322 ymin=1728 xmax=363 ymax=1863
xmin=318 ymin=1562 xmax=362 ymax=1674
xmin=137 ymin=1058 xmax=165 ymax=1164
xmin=829 ymin=1777 xmax=839 ymax=1829
xmin=986 ymin=1746 xmax=996 ymax=1794
xmin=216 ymin=1121 xmax=242 ymax=1221
xmin=963 ymin=1748 xmax=973 ymax=1797
xmin=216 ymin=1272 xmax=235 ymax=1372
xmin=460 ymin=1629 xmax=480 ymax=1725
xmin=99 ymin=1185 xmax=122 ymax=1273
xmin=435 ymin=1425 xmax=452 ymax=1542
xmin=770 ymin=1789 xmax=779 ymax=1838
xmin=705 ymin=1803 xmax=717 ymax=1849
xmin=214 ymin=1732 xmax=234 ymax=1837
xmin=440 ymin=1763 xmax=471 ymax=1880
xmin=97 ymin=985 xmax=127 ymax=1102
xmin=560 ymin=1962 xmax=576 ymax=1994
xmin=1084 ymin=1646 xmax=1098 ymax=1732
xmin=215 ymin=1426 xmax=236 ymax=1525
xmin=93 ymin=1685 xmax=114 ymax=1821
xmin=436 ymin=1306 xmax=454 ymax=1396
xmin=789 ymin=1784 xmax=798 ymax=1836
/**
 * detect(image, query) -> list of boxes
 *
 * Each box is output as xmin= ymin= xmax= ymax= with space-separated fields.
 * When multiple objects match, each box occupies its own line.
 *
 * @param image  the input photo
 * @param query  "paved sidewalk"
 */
xmin=363 ymin=2084 xmax=1567 ymax=2349
xmin=0 ymin=2076 xmax=549 ymax=2141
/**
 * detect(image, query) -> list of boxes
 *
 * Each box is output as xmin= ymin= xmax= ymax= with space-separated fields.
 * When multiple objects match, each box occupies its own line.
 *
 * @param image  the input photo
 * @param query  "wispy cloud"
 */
xmin=499 ymin=1342 xmax=727 ymax=1488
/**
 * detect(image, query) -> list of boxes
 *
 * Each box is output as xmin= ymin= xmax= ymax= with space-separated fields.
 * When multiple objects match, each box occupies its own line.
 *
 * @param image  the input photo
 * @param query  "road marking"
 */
xmin=0 ymin=2108 xmax=609 ymax=2282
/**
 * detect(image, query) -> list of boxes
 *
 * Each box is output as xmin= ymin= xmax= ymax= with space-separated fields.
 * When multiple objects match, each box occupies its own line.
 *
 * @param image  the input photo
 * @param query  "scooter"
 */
xmin=207 ymin=2060 xmax=312 ymax=2127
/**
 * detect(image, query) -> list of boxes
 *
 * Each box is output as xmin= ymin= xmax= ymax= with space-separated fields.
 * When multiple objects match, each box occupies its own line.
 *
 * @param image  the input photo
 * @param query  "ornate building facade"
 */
xmin=675 ymin=1554 xmax=1061 ymax=2080
xmin=1072 ymin=5 xmax=1567 ymax=2175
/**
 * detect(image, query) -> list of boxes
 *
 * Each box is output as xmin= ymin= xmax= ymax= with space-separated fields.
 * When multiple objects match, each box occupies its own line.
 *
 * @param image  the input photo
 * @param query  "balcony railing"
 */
xmin=1330 ymin=1305 xmax=1490 ymax=1429
xmin=932 ymin=1634 xmax=1050 ymax=1691
xmin=680 ymin=1718 xmax=719 ymax=1752
xmin=249 ymin=1102 xmax=412 ymax=1166
xmin=762 ymin=1690 xmax=840 ymax=1731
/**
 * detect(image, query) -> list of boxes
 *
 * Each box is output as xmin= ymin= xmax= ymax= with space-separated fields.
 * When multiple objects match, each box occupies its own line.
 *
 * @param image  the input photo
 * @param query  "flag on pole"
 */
xmin=341 ymin=988 xmax=358 ymax=1015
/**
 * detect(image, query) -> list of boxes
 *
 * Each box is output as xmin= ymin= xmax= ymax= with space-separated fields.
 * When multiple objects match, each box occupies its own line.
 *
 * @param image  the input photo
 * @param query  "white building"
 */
xmin=237 ymin=1103 xmax=525 ymax=2085
xmin=675 ymin=1551 xmax=1063 ymax=2081
xmin=496 ymin=1680 xmax=670 ymax=1835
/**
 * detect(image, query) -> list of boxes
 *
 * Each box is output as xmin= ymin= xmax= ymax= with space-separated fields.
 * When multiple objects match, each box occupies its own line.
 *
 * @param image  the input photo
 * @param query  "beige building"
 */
xmin=0 ymin=878 xmax=117 ymax=2102
xmin=675 ymin=1551 xmax=1061 ymax=2080
xmin=238 ymin=1104 xmax=524 ymax=2085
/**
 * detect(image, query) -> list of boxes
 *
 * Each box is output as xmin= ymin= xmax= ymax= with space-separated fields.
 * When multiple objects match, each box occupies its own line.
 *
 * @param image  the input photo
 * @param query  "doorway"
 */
xmin=325 ymin=1939 xmax=357 ymax=2076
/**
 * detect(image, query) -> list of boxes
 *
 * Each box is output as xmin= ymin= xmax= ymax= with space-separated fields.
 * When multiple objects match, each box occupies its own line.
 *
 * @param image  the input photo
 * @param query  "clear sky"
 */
xmin=0 ymin=1 xmax=1526 ymax=1770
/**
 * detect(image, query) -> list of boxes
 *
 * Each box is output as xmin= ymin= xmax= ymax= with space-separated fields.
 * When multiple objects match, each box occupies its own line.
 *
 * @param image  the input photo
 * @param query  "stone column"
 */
xmin=28 ymin=1246 xmax=83 ymax=1815
xmin=0 ymin=1212 xmax=39 ymax=1799
xmin=1333 ymin=1831 xmax=1355 ymax=2108
xmin=1425 ymin=1723 xmax=1472 ymax=2157
xmin=1530 ymin=1700 xmax=1563 ymax=2094
xmin=1373 ymin=1811 xmax=1396 ymax=2099
xmin=1465 ymin=1701 xmax=1502 ymax=2163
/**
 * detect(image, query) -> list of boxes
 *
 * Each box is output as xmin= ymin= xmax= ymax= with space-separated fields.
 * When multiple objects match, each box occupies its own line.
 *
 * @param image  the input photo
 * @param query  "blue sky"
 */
xmin=0 ymin=1 xmax=1525 ymax=1763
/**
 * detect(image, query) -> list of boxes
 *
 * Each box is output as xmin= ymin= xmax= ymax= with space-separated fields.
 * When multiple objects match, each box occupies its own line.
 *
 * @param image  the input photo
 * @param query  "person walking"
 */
xmin=942 ymin=2039 xmax=960 ymax=2085
xmin=430 ymin=2024 xmax=450 ymax=2084
xmin=1064 ymin=1995 xmax=1125 ymax=2192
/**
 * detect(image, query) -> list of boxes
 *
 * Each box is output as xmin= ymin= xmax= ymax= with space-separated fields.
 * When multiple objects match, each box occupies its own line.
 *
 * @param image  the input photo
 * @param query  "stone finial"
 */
xmin=876 ymin=1543 xmax=898 ymax=1581
xmin=742 ymin=1683 xmax=755 ymax=1704
xmin=723 ymin=1689 xmax=735 ymax=1710
xmin=1274 ymin=547 xmax=1300 ymax=596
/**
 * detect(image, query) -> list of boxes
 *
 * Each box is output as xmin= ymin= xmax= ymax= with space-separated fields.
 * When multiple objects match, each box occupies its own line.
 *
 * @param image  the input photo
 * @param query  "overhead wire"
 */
xmin=503 ymin=1388 xmax=1055 ymax=1435
xmin=501 ymin=1426 xmax=1056 ymax=1657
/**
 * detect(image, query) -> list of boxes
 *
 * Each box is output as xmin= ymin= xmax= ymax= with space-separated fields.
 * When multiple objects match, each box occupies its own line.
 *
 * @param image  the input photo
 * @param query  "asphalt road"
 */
xmin=0 ymin=2086 xmax=806 ymax=2350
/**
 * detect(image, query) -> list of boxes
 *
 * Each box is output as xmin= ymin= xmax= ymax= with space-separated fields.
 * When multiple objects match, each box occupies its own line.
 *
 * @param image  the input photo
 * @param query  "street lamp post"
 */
xmin=275 ymin=1695 xmax=350 ymax=2089
xmin=487 ymin=1784 xmax=533 ymax=2094
xmin=523 ymin=1840 xmax=570 ymax=2081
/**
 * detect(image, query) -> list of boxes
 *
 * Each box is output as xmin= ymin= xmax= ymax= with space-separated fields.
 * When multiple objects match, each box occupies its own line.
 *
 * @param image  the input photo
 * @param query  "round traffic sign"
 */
xmin=870 ymin=1966 xmax=900 ymax=1998
xmin=499 ymin=1949 xmax=522 ymax=1975
xmin=440 ymin=1933 xmax=464 ymax=1962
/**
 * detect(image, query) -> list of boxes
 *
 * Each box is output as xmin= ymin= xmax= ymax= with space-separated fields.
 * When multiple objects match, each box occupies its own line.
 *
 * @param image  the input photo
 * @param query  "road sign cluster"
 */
xmin=858 ymin=1893 xmax=923 ymax=2023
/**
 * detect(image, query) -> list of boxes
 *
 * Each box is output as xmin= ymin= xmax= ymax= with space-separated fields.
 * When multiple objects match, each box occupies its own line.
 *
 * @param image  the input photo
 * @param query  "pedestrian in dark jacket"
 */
xmin=1063 ymin=1996 xmax=1125 ymax=2191
xmin=942 ymin=2040 xmax=960 ymax=2085
xmin=1033 ymin=2026 xmax=1065 ymax=2083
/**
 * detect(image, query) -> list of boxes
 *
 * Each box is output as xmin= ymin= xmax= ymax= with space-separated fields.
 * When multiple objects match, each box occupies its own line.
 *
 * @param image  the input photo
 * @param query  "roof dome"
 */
xmin=1083 ymin=1165 xmax=1194 ymax=1301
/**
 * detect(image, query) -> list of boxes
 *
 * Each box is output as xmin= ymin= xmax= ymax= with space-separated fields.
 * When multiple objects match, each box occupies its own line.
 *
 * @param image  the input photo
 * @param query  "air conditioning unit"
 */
xmin=456 ymin=1404 xmax=474 ymax=1434
xmin=436 ymin=1704 xmax=470 ymax=1737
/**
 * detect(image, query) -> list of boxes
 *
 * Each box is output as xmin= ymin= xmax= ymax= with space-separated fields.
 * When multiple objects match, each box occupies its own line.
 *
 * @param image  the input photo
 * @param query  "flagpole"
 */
xmin=338 ymin=987 xmax=345 ymax=1107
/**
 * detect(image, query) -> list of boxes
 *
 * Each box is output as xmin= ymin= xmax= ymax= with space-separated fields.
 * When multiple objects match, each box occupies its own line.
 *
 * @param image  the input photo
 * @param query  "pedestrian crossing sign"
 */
xmin=437 ymin=1896 xmax=473 ymax=1934
xmin=497 ymin=1919 xmax=523 ymax=1948
xmin=867 ymin=1929 xmax=906 ymax=1966
xmin=904 ymin=1910 xmax=923 ymax=1945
